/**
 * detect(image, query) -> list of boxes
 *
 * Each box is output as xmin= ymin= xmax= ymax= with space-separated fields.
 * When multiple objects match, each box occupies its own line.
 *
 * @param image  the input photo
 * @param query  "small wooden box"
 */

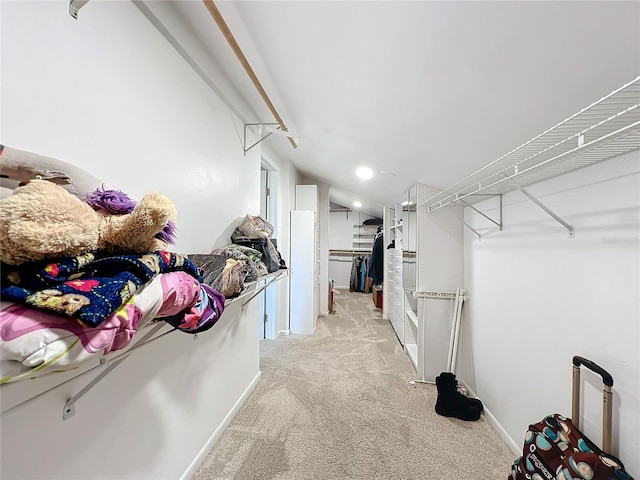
xmin=372 ymin=285 xmax=383 ymax=309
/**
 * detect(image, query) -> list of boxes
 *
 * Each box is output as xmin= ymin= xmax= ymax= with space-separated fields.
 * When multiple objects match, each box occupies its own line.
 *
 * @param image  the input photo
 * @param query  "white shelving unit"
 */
xmin=384 ymin=204 xmax=405 ymax=344
xmin=423 ymin=76 xmax=640 ymax=238
xmin=352 ymin=224 xmax=377 ymax=250
xmin=398 ymin=183 xmax=464 ymax=382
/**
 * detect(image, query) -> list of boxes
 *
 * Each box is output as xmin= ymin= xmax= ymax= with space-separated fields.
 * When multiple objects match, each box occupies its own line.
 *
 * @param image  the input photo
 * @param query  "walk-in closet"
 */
xmin=1 ymin=1 xmax=638 ymax=479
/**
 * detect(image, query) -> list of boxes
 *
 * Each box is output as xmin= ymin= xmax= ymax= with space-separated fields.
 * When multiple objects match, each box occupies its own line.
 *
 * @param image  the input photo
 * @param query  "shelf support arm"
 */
xmin=241 ymin=270 xmax=290 ymax=309
xmin=62 ymin=323 xmax=167 ymax=420
xmin=243 ymin=123 xmax=277 ymax=155
xmin=513 ymin=182 xmax=575 ymax=238
xmin=459 ymin=194 xmax=503 ymax=232
xmin=464 ymin=222 xmax=482 ymax=240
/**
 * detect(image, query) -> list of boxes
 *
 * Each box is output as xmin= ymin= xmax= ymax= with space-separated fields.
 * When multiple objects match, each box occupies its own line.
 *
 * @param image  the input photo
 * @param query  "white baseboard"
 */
xmin=278 ymin=329 xmax=290 ymax=337
xmin=483 ymin=403 xmax=520 ymax=456
xmin=180 ymin=371 xmax=262 ymax=480
xmin=459 ymin=380 xmax=520 ymax=456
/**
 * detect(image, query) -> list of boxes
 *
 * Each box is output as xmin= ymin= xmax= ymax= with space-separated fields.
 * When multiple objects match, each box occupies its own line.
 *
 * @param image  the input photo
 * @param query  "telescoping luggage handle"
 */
xmin=571 ymin=355 xmax=614 ymax=454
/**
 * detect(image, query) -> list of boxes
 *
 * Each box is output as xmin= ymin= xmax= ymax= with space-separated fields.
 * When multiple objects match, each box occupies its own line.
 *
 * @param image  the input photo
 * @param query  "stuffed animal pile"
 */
xmin=0 ymin=179 xmax=177 ymax=265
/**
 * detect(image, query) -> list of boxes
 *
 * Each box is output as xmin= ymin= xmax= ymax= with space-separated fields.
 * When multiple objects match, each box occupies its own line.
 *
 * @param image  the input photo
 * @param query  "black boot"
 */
xmin=437 ymin=372 xmax=484 ymax=412
xmin=435 ymin=372 xmax=481 ymax=421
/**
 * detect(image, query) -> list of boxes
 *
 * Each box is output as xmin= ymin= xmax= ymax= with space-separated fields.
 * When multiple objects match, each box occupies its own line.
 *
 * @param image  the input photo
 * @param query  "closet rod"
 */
xmin=203 ymin=0 xmax=297 ymax=150
xmin=329 ymin=250 xmax=371 ymax=256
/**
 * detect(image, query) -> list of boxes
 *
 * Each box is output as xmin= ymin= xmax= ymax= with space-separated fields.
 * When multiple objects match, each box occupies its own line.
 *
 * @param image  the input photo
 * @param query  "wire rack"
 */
xmin=425 ymin=76 xmax=640 ymax=212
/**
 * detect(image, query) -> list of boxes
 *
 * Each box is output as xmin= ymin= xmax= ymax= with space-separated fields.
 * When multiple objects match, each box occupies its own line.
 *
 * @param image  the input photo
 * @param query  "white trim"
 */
xmin=180 ymin=371 xmax=262 ymax=480
xmin=278 ymin=329 xmax=291 ymax=337
xmin=483 ymin=404 xmax=521 ymax=456
xmin=460 ymin=380 xmax=520 ymax=455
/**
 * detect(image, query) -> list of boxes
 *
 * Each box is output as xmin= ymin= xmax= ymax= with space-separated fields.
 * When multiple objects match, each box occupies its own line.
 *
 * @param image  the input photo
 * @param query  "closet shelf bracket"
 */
xmin=243 ymin=123 xmax=299 ymax=155
xmin=69 ymin=0 xmax=89 ymax=19
xmin=460 ymin=194 xmax=503 ymax=231
xmin=241 ymin=269 xmax=291 ymax=309
xmin=62 ymin=323 xmax=169 ymax=420
xmin=509 ymin=177 xmax=575 ymax=238
xmin=464 ymin=222 xmax=482 ymax=240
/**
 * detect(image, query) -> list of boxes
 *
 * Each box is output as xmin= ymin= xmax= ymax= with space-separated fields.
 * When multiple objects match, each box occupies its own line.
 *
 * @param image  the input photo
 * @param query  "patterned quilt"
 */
xmin=1 ymin=251 xmax=201 ymax=327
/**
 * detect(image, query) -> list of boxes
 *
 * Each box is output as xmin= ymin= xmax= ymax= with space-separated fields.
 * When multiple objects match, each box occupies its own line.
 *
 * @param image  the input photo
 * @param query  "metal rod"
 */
xmin=241 ymin=277 xmax=277 ymax=308
xmin=603 ymin=385 xmax=613 ymax=454
xmin=572 ymin=364 xmax=581 ymax=427
xmin=241 ymin=270 xmax=290 ymax=308
xmin=447 ymin=291 xmax=461 ymax=371
xmin=450 ymin=294 xmax=464 ymax=374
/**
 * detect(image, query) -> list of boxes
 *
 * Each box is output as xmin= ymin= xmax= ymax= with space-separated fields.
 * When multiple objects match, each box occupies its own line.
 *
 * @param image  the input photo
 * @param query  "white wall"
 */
xmin=0 ymin=1 xmax=296 ymax=478
xmin=459 ymin=150 xmax=639 ymax=476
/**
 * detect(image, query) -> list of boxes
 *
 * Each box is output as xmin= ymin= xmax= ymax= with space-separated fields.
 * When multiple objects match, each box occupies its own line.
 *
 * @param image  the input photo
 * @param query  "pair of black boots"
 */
xmin=434 ymin=372 xmax=483 ymax=421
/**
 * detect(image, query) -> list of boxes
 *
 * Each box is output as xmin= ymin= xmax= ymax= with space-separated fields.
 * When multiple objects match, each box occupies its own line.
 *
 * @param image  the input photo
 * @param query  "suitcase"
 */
xmin=509 ymin=356 xmax=633 ymax=480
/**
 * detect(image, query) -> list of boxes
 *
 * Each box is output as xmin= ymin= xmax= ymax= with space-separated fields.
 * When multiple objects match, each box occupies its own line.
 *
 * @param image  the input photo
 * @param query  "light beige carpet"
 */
xmin=193 ymin=289 xmax=517 ymax=479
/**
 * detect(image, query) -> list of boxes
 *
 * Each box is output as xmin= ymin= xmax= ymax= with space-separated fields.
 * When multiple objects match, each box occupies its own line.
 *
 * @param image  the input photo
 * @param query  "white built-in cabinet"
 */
xmin=290 ymin=185 xmax=320 ymax=334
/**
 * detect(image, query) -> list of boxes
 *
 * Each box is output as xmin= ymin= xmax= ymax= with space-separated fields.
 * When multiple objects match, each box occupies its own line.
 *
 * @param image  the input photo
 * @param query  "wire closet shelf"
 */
xmin=424 ymin=76 xmax=640 ymax=212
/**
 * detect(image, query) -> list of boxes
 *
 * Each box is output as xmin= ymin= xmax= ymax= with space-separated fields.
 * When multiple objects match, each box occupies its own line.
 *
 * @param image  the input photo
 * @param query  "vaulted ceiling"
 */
xmin=171 ymin=1 xmax=639 ymax=216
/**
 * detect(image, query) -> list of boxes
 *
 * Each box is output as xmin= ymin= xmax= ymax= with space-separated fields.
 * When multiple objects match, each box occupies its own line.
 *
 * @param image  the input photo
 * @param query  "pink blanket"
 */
xmin=0 ymin=271 xmax=204 ymax=384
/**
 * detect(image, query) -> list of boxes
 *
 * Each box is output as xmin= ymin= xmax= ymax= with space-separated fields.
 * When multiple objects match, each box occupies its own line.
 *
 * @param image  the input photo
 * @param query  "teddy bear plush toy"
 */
xmin=0 ymin=179 xmax=177 ymax=265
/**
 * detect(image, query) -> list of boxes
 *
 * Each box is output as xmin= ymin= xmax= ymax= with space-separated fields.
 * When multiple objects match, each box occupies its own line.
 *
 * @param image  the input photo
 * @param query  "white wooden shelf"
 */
xmin=424 ymin=76 xmax=640 ymax=212
xmin=406 ymin=310 xmax=418 ymax=330
xmin=405 ymin=343 xmax=418 ymax=370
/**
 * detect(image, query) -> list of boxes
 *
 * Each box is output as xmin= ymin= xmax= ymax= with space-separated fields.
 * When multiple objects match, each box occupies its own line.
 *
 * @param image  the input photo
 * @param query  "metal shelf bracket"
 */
xmin=69 ymin=0 xmax=89 ymax=19
xmin=243 ymin=123 xmax=299 ymax=155
xmin=460 ymin=195 xmax=503 ymax=231
xmin=464 ymin=222 xmax=482 ymax=240
xmin=513 ymin=181 xmax=575 ymax=238
xmin=62 ymin=323 xmax=168 ymax=420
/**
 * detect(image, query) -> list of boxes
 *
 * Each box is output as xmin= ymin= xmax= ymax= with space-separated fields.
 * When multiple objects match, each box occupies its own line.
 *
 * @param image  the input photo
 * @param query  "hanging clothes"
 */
xmin=368 ymin=227 xmax=384 ymax=285
xmin=349 ymin=256 xmax=362 ymax=292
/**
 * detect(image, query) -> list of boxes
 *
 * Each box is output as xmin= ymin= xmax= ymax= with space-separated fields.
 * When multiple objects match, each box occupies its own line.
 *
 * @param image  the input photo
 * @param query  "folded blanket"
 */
xmin=0 ymin=275 xmax=165 ymax=384
xmin=1 ymin=251 xmax=201 ymax=326
xmin=209 ymin=244 xmax=268 ymax=281
xmin=0 ymin=270 xmax=225 ymax=383
xmin=188 ymin=253 xmax=248 ymax=298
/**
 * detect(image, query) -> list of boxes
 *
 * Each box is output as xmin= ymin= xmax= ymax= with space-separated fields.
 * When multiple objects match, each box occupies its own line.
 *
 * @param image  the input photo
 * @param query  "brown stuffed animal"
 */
xmin=0 ymin=179 xmax=177 ymax=265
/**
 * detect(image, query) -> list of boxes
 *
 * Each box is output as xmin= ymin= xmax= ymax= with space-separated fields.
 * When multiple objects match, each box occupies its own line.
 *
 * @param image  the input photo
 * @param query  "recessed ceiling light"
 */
xmin=352 ymin=201 xmax=362 ymax=208
xmin=356 ymin=167 xmax=373 ymax=180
